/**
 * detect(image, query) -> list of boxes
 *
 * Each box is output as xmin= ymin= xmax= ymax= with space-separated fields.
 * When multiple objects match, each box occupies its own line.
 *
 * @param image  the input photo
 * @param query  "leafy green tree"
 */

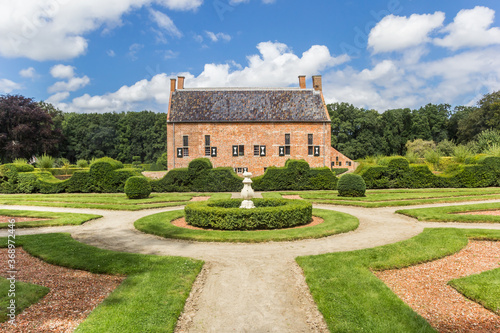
xmin=328 ymin=103 xmax=384 ymax=159
xmin=380 ymin=108 xmax=412 ymax=156
xmin=405 ymin=139 xmax=436 ymax=158
xmin=457 ymin=91 xmax=500 ymax=142
xmin=449 ymin=106 xmax=476 ymax=143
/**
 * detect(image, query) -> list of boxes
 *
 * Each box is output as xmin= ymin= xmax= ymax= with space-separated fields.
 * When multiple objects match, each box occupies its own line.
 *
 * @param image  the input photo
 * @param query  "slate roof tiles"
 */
xmin=168 ymin=89 xmax=329 ymax=122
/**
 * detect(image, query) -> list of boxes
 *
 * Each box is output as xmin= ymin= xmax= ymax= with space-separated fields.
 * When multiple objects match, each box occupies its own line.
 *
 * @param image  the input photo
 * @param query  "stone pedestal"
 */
xmin=240 ymin=171 xmax=255 ymax=209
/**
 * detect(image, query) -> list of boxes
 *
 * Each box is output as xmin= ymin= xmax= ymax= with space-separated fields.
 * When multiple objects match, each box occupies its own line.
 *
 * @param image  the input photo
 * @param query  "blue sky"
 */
xmin=1 ymin=0 xmax=499 ymax=113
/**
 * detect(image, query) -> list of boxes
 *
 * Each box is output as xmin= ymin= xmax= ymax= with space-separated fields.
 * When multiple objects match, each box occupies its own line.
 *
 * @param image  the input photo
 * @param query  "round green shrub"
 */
xmin=184 ymin=198 xmax=312 ymax=230
xmin=337 ymin=173 xmax=366 ymax=197
xmin=125 ymin=176 xmax=151 ymax=199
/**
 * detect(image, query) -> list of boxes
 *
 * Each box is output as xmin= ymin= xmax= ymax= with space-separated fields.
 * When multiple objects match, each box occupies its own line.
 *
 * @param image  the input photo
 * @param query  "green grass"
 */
xmin=449 ymin=268 xmax=500 ymax=314
xmin=0 ymin=209 xmax=101 ymax=228
xmin=297 ymin=228 xmax=500 ymax=332
xmin=397 ymin=202 xmax=500 ymax=223
xmin=0 ymin=192 xmax=229 ymax=211
xmin=134 ymin=208 xmax=359 ymax=243
xmin=0 ymin=278 xmax=49 ymax=322
xmin=0 ymin=233 xmax=203 ymax=332
xmin=267 ymin=188 xmax=500 ymax=207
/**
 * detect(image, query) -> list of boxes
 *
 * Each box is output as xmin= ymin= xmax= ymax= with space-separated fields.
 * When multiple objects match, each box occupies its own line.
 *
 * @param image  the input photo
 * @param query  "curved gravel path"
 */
xmin=1 ymin=199 xmax=500 ymax=332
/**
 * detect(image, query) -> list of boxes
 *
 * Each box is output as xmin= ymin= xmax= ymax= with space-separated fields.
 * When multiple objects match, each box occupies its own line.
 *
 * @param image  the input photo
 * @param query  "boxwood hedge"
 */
xmin=337 ymin=174 xmax=366 ymax=197
xmin=358 ymin=156 xmax=500 ymax=189
xmin=185 ymin=198 xmax=312 ymax=230
xmin=252 ymin=159 xmax=337 ymax=191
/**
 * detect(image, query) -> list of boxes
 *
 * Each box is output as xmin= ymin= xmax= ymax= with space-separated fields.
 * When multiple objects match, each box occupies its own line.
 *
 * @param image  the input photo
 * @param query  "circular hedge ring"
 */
xmin=184 ymin=198 xmax=312 ymax=230
xmin=125 ymin=176 xmax=152 ymax=199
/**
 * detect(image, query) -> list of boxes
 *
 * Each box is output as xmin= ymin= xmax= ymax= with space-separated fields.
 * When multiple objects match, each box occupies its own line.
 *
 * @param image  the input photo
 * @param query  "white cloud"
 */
xmin=19 ymin=67 xmax=36 ymax=78
xmin=53 ymin=41 xmax=349 ymax=113
xmin=149 ymin=8 xmax=182 ymax=38
xmin=46 ymin=91 xmax=70 ymax=104
xmin=368 ymin=12 xmax=445 ymax=53
xmin=322 ymin=45 xmax=500 ymax=111
xmin=434 ymin=6 xmax=500 ymax=50
xmin=48 ymin=76 xmax=90 ymax=93
xmin=107 ymin=49 xmax=116 ymax=57
xmin=0 ymin=78 xmax=21 ymax=93
xmin=0 ymin=0 xmax=201 ymax=61
xmin=205 ymin=31 xmax=231 ymax=42
xmin=50 ymin=64 xmax=75 ymax=79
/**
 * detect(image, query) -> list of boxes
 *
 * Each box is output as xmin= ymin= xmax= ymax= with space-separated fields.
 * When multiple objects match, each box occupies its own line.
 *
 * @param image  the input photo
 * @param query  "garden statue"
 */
xmin=240 ymin=171 xmax=255 ymax=209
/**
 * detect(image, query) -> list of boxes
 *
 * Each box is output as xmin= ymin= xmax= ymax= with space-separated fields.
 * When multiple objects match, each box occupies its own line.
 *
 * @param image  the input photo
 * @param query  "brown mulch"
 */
xmin=282 ymin=195 xmax=303 ymax=200
xmin=171 ymin=216 xmax=324 ymax=231
xmin=374 ymin=241 xmax=500 ymax=333
xmin=458 ymin=210 xmax=500 ymax=216
xmin=0 ymin=248 xmax=124 ymax=333
xmin=189 ymin=196 xmax=211 ymax=202
xmin=0 ymin=216 xmax=51 ymax=223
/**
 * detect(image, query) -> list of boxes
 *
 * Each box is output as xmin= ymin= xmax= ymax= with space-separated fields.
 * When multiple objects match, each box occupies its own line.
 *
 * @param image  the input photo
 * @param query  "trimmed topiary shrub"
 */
xmin=185 ymin=198 xmax=312 ymax=230
xmin=125 ymin=176 xmax=152 ymax=199
xmin=337 ymin=174 xmax=366 ymax=197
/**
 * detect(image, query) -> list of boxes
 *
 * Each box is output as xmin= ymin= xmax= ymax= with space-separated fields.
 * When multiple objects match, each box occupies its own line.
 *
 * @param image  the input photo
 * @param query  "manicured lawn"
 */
xmin=397 ymin=202 xmax=500 ymax=223
xmin=265 ymin=188 xmax=500 ymax=207
xmin=0 ymin=278 xmax=49 ymax=322
xmin=297 ymin=228 xmax=500 ymax=332
xmin=0 ymin=233 xmax=203 ymax=332
xmin=0 ymin=192 xmax=231 ymax=211
xmin=449 ymin=268 xmax=500 ymax=314
xmin=0 ymin=209 xmax=101 ymax=228
xmin=134 ymin=208 xmax=359 ymax=243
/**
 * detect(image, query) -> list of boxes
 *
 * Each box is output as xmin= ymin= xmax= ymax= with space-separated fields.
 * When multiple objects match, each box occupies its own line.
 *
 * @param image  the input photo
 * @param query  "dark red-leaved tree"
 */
xmin=0 ymin=95 xmax=63 ymax=162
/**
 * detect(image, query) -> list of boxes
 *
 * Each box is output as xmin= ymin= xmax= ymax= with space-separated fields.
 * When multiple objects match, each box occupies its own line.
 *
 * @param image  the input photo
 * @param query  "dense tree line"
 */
xmin=0 ymin=94 xmax=167 ymax=164
xmin=1 ymin=90 xmax=499 ymax=164
xmin=329 ymin=91 xmax=500 ymax=159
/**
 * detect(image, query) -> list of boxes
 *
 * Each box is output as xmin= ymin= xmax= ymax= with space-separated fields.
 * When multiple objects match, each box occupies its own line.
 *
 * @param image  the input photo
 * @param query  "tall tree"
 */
xmin=457 ymin=90 xmax=500 ymax=142
xmin=380 ymin=108 xmax=412 ymax=155
xmin=0 ymin=95 xmax=62 ymax=162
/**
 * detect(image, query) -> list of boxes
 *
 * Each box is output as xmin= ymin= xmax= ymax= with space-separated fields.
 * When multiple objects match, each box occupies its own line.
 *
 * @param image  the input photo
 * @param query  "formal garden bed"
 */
xmin=297 ymin=228 xmax=500 ymax=332
xmin=134 ymin=208 xmax=358 ymax=243
xmin=0 ymin=234 xmax=202 ymax=332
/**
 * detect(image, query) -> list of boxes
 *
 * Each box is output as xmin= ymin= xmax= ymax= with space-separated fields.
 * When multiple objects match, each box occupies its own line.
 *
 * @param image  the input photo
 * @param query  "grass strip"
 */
xmin=0 ymin=278 xmax=49 ymax=322
xmin=0 ymin=193 xmax=228 ymax=211
xmin=134 ymin=208 xmax=358 ymax=243
xmin=297 ymin=228 xmax=500 ymax=332
xmin=0 ymin=209 xmax=101 ymax=228
xmin=397 ymin=203 xmax=500 ymax=223
xmin=0 ymin=233 xmax=203 ymax=332
xmin=449 ymin=268 xmax=500 ymax=315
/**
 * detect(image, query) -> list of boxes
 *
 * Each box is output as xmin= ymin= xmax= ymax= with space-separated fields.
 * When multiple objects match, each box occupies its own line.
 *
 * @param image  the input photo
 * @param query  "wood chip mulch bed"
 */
xmin=189 ymin=196 xmax=211 ymax=202
xmin=0 ymin=248 xmax=125 ymax=333
xmin=0 ymin=216 xmax=51 ymax=224
xmin=374 ymin=241 xmax=500 ymax=332
xmin=281 ymin=195 xmax=303 ymax=200
xmin=171 ymin=216 xmax=324 ymax=231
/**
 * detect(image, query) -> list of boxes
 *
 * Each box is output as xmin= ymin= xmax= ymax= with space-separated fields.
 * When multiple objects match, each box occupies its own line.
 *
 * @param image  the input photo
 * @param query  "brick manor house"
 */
xmin=166 ymin=75 xmax=356 ymax=176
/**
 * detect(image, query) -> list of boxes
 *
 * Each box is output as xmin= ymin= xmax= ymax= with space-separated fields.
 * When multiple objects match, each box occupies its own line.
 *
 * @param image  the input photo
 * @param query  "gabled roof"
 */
xmin=167 ymin=88 xmax=330 ymax=123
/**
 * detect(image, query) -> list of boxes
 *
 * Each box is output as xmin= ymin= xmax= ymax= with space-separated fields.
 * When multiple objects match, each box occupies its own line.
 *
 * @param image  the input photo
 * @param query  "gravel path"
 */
xmin=1 ymin=199 xmax=500 ymax=332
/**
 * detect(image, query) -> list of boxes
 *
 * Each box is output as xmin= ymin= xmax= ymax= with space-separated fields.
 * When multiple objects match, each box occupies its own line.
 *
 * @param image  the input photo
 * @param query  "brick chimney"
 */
xmin=312 ymin=75 xmax=322 ymax=91
xmin=177 ymin=76 xmax=185 ymax=89
xmin=170 ymin=78 xmax=176 ymax=92
xmin=298 ymin=75 xmax=306 ymax=89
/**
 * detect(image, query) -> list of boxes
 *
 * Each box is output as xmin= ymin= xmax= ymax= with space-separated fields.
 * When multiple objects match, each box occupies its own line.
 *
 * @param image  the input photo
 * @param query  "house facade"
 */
xmin=166 ymin=75 xmax=356 ymax=176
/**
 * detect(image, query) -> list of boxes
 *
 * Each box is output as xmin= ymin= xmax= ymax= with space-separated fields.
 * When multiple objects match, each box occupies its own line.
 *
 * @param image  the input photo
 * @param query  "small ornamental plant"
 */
xmin=125 ymin=176 xmax=151 ymax=199
xmin=337 ymin=173 xmax=366 ymax=197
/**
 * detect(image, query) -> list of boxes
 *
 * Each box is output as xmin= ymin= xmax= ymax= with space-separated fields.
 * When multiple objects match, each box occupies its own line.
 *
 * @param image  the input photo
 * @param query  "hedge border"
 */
xmin=184 ymin=198 xmax=312 ymax=230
